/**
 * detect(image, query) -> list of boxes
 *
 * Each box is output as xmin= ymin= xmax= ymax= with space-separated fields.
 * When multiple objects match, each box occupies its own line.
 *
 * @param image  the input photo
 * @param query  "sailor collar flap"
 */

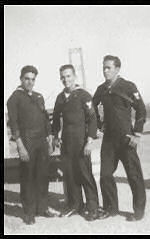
xmin=16 ymin=86 xmax=45 ymax=111
xmin=62 ymin=85 xmax=81 ymax=102
xmin=103 ymin=78 xmax=134 ymax=104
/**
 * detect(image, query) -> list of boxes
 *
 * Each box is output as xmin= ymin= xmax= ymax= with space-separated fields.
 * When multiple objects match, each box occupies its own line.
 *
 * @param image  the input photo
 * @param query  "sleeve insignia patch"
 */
xmin=133 ymin=92 xmax=140 ymax=100
xmin=86 ymin=101 xmax=92 ymax=109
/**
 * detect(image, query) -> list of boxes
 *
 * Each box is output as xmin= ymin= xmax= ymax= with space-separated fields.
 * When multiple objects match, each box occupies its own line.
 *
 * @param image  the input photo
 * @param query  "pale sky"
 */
xmin=4 ymin=5 xmax=150 ymax=110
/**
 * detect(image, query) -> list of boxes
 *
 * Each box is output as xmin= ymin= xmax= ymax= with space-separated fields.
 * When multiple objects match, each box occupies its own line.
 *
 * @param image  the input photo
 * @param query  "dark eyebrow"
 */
xmin=60 ymin=74 xmax=71 ymax=79
xmin=24 ymin=77 xmax=35 ymax=81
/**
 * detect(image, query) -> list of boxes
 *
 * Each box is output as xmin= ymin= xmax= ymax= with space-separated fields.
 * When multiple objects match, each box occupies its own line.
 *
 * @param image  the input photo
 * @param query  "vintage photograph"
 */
xmin=4 ymin=5 xmax=150 ymax=235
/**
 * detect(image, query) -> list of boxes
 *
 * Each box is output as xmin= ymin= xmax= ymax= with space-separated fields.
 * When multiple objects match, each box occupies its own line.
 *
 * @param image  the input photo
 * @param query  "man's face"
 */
xmin=103 ymin=60 xmax=120 ymax=81
xmin=60 ymin=68 xmax=75 ymax=89
xmin=21 ymin=72 xmax=36 ymax=91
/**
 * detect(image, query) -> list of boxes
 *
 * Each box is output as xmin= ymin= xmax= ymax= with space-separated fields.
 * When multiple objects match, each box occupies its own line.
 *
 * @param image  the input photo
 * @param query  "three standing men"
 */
xmin=93 ymin=55 xmax=146 ymax=221
xmin=7 ymin=66 xmax=55 ymax=225
xmin=7 ymin=56 xmax=147 ymax=224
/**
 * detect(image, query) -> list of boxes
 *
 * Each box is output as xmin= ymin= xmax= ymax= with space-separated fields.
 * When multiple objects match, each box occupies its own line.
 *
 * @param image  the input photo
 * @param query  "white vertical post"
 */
xmin=69 ymin=48 xmax=86 ymax=89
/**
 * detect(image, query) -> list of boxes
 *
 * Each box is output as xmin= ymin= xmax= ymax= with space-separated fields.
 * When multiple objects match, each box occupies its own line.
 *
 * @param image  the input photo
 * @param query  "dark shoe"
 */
xmin=23 ymin=214 xmax=35 ymax=225
xmin=85 ymin=209 xmax=100 ymax=221
xmin=79 ymin=208 xmax=89 ymax=217
xmin=98 ymin=210 xmax=110 ymax=219
xmin=60 ymin=208 xmax=79 ymax=217
xmin=98 ymin=209 xmax=118 ymax=220
xmin=37 ymin=209 xmax=56 ymax=218
xmin=126 ymin=213 xmax=144 ymax=222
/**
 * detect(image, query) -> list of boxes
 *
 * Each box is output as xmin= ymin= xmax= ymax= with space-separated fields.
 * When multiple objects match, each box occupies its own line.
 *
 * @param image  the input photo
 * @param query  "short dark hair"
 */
xmin=59 ymin=64 xmax=76 ymax=75
xmin=20 ymin=65 xmax=38 ymax=78
xmin=103 ymin=55 xmax=121 ymax=68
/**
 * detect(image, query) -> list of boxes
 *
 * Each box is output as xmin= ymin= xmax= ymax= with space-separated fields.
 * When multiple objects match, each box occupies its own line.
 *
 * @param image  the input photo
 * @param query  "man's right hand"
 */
xmin=53 ymin=137 xmax=62 ymax=148
xmin=16 ymin=138 xmax=30 ymax=162
xmin=126 ymin=134 xmax=141 ymax=149
xmin=97 ymin=120 xmax=105 ymax=133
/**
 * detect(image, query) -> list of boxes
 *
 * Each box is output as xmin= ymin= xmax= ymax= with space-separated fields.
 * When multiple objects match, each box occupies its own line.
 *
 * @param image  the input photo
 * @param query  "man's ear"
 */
xmin=116 ymin=67 xmax=120 ymax=74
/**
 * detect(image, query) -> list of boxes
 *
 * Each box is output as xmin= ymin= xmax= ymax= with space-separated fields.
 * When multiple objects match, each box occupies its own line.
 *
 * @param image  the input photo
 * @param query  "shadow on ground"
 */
xmin=4 ymin=189 xmax=133 ymax=221
xmin=4 ymin=190 xmax=65 ymax=220
xmin=4 ymin=176 xmax=150 ymax=221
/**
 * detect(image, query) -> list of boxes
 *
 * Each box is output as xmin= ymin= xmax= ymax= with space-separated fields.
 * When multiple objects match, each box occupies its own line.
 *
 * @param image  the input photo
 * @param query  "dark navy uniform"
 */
xmin=93 ymin=77 xmax=146 ymax=217
xmin=7 ymin=86 xmax=51 ymax=216
xmin=52 ymin=87 xmax=99 ymax=212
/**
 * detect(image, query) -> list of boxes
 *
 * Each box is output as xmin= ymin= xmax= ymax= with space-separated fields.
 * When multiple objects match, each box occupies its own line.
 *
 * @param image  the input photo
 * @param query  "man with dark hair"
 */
xmin=93 ymin=55 xmax=146 ymax=221
xmin=52 ymin=64 xmax=100 ymax=221
xmin=20 ymin=65 xmax=39 ymax=78
xmin=103 ymin=55 xmax=121 ymax=68
xmin=7 ymin=65 xmax=55 ymax=225
xmin=59 ymin=64 xmax=76 ymax=75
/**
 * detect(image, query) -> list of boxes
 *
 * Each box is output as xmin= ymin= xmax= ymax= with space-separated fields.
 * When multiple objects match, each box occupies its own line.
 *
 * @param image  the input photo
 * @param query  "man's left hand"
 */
xmin=126 ymin=134 xmax=141 ymax=149
xmin=84 ymin=142 xmax=93 ymax=156
xmin=84 ymin=137 xmax=94 ymax=156
xmin=47 ymin=135 xmax=54 ymax=155
xmin=48 ymin=144 xmax=54 ymax=156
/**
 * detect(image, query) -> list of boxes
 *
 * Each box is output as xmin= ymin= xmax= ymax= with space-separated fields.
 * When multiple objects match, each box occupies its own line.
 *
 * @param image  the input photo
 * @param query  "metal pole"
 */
xmin=69 ymin=48 xmax=86 ymax=89
xmin=79 ymin=48 xmax=86 ymax=89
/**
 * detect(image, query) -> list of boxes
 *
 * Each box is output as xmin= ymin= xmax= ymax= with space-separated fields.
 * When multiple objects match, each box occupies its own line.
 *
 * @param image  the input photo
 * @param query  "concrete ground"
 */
xmin=4 ymin=129 xmax=150 ymax=235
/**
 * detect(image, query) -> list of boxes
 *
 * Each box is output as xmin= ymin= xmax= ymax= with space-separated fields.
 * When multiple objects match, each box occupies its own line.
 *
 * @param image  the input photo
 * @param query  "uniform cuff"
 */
xmin=88 ymin=133 xmax=97 ymax=139
xmin=134 ymin=118 xmax=145 ymax=133
xmin=134 ymin=132 xmax=142 ymax=137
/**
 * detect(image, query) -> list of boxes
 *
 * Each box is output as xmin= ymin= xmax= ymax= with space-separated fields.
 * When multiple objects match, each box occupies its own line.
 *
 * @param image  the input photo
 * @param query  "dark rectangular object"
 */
xmin=4 ymin=155 xmax=63 ymax=183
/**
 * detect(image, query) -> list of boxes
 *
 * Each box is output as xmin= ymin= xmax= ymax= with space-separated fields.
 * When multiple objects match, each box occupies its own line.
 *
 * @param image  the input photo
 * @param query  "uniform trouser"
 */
xmin=100 ymin=134 xmax=146 ymax=217
xmin=61 ymin=134 xmax=99 ymax=212
xmin=20 ymin=135 xmax=49 ymax=216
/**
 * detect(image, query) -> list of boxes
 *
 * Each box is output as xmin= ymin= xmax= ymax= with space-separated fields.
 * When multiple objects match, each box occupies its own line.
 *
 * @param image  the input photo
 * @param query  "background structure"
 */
xmin=4 ymin=5 xmax=150 ymax=108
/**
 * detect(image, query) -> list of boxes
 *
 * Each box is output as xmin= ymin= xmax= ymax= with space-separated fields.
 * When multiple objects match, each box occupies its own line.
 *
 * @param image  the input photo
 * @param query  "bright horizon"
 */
xmin=4 ymin=5 xmax=150 ymax=111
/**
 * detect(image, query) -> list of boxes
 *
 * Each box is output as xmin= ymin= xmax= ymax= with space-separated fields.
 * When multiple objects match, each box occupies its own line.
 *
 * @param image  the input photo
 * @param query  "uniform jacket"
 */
xmin=52 ymin=86 xmax=97 ymax=140
xmin=93 ymin=77 xmax=146 ymax=138
xmin=7 ymin=85 xmax=51 ymax=140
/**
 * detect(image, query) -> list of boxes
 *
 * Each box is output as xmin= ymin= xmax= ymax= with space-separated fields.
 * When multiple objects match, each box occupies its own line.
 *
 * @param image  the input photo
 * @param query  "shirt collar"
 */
xmin=63 ymin=84 xmax=81 ymax=94
xmin=105 ymin=75 xmax=121 ymax=89
xmin=16 ymin=85 xmax=33 ymax=95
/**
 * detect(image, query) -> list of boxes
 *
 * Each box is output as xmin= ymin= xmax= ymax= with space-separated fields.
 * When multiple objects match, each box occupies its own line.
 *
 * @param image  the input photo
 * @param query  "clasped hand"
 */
xmin=84 ymin=142 xmax=93 ymax=156
xmin=47 ymin=135 xmax=55 ymax=155
xmin=16 ymin=138 xmax=29 ymax=162
xmin=126 ymin=134 xmax=141 ymax=149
